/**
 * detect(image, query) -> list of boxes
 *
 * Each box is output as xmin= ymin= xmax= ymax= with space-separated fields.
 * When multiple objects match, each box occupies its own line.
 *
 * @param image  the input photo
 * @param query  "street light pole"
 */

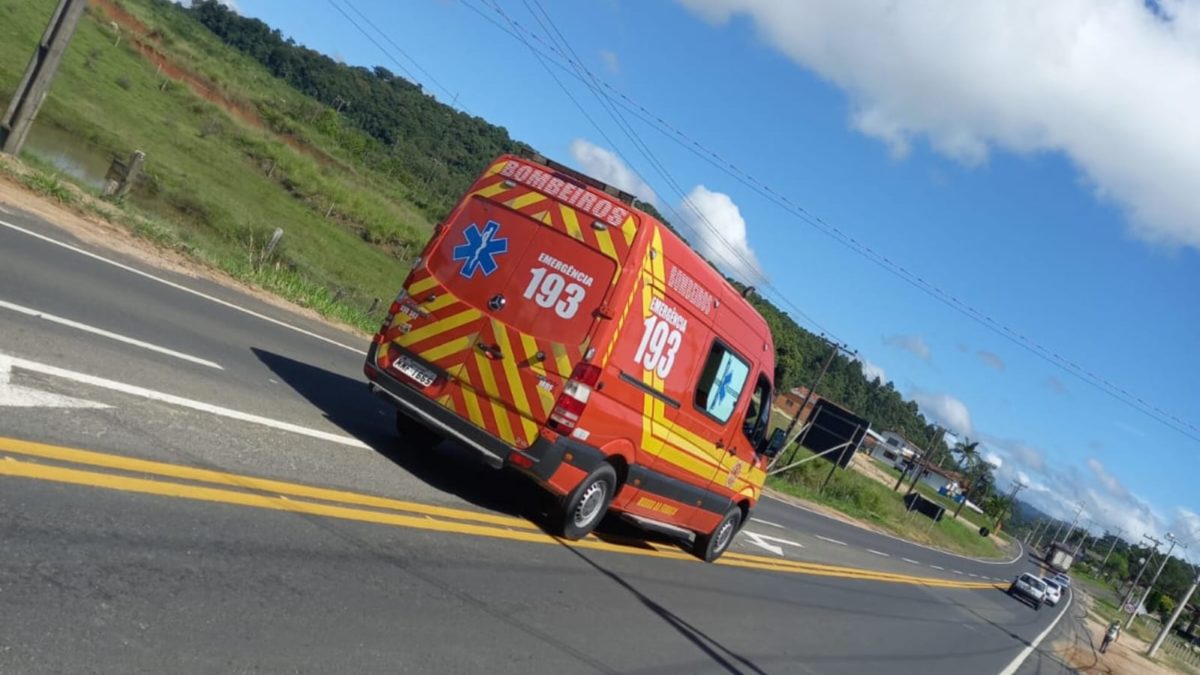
xmin=1058 ymin=503 xmax=1085 ymax=547
xmin=1148 ymin=563 xmax=1200 ymax=658
xmin=993 ymin=481 xmax=1027 ymax=532
xmin=1072 ymin=518 xmax=1095 ymax=558
xmin=1120 ymin=535 xmax=1162 ymax=617
xmin=1126 ymin=534 xmax=1179 ymax=630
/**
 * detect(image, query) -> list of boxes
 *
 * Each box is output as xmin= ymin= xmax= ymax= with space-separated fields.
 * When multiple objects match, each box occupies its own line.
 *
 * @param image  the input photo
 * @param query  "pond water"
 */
xmin=22 ymin=124 xmax=113 ymax=191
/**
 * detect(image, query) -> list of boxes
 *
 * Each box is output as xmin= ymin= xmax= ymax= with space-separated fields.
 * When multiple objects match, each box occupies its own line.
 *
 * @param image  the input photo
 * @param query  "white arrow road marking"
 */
xmin=0 ymin=355 xmax=108 ymax=409
xmin=740 ymin=531 xmax=805 ymax=556
xmin=0 ymin=299 xmax=223 ymax=370
xmin=1 ymin=352 xmax=369 ymax=449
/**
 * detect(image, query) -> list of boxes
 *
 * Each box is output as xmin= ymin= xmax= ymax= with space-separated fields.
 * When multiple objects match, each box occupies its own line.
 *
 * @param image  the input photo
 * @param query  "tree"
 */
xmin=951 ymin=439 xmax=982 ymax=519
xmin=1104 ymin=551 xmax=1130 ymax=581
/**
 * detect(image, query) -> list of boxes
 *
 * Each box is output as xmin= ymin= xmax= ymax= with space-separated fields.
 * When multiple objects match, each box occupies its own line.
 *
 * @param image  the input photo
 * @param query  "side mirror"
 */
xmin=762 ymin=428 xmax=787 ymax=458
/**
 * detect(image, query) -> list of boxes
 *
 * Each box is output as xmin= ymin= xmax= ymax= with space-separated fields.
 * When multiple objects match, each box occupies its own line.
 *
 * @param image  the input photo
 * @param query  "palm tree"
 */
xmin=952 ymin=439 xmax=981 ymax=520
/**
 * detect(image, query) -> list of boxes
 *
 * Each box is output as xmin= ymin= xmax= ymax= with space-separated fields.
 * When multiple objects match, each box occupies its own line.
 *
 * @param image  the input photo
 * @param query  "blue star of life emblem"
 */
xmin=452 ymin=220 xmax=508 ymax=279
xmin=713 ymin=368 xmax=735 ymax=407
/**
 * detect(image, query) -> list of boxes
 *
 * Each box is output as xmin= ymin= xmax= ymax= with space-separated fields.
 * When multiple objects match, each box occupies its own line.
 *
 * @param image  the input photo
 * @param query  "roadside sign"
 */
xmin=1124 ymin=603 xmax=1137 ymax=614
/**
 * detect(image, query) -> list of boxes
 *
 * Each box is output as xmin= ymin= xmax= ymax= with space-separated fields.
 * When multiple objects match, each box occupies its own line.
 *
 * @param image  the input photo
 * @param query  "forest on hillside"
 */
xmin=187 ymin=0 xmax=943 ymax=451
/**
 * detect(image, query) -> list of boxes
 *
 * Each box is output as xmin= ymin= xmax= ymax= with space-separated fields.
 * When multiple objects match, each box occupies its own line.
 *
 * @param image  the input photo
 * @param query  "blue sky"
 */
xmin=230 ymin=0 xmax=1200 ymax=551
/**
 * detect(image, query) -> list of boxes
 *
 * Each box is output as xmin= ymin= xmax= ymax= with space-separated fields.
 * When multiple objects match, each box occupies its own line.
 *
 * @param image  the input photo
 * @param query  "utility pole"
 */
xmin=1101 ymin=528 xmax=1125 ymax=567
xmin=1127 ymin=533 xmax=1182 ymax=630
xmin=1148 ymin=562 xmax=1200 ymax=658
xmin=1056 ymin=503 xmax=1085 ymax=547
xmin=0 ymin=0 xmax=88 ymax=155
xmin=904 ymin=425 xmax=944 ymax=505
xmin=1121 ymin=535 xmax=1161 ymax=613
xmin=993 ymin=481 xmax=1027 ymax=532
xmin=775 ymin=337 xmax=850 ymax=468
xmin=1025 ymin=520 xmax=1043 ymax=545
xmin=1072 ymin=518 xmax=1095 ymax=558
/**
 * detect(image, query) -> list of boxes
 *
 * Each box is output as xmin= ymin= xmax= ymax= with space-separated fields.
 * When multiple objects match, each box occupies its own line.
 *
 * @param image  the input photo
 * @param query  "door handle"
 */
xmin=476 ymin=342 xmax=503 ymax=360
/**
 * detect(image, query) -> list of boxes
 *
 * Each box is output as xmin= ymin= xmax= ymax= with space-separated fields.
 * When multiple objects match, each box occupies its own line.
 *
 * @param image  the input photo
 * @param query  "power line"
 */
xmin=324 ymin=0 xmax=470 ymax=114
xmin=459 ymin=0 xmax=1200 ymax=445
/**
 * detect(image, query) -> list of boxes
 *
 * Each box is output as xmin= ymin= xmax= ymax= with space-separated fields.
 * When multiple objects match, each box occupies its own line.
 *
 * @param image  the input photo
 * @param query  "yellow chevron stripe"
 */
xmin=559 ymin=204 xmax=585 ymax=242
xmin=485 ymin=161 xmax=506 ymax=176
xmin=594 ymin=224 xmax=619 ymax=262
xmin=520 ymin=334 xmax=549 ymax=378
xmin=419 ymin=335 xmax=474 ymax=364
xmin=458 ymin=375 xmax=488 ymax=430
xmin=421 ymin=293 xmax=458 ymax=313
xmin=620 ymin=215 xmax=636 ymax=246
xmin=472 ymin=182 xmax=509 ymax=200
xmin=530 ymin=210 xmax=552 ymax=224
xmin=490 ymin=321 xmax=536 ymax=420
xmin=472 ymin=352 xmax=515 ymax=443
xmin=399 ymin=308 xmax=481 ymax=346
xmin=408 ymin=275 xmax=439 ymax=295
xmin=550 ymin=342 xmax=572 ymax=378
xmin=507 ymin=192 xmax=546 ymax=211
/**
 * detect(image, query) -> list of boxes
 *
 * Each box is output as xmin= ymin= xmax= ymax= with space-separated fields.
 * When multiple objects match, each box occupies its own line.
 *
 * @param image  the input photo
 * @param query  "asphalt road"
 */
xmin=0 ymin=204 xmax=1081 ymax=674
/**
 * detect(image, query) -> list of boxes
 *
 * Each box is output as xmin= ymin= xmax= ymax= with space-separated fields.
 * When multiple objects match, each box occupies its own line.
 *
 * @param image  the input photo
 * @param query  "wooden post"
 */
xmin=1 ymin=0 xmax=88 ymax=155
xmin=114 ymin=150 xmax=143 ymax=199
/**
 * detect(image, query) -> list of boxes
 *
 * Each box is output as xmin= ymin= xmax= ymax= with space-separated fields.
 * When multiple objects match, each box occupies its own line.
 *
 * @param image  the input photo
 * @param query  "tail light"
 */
xmin=549 ymin=364 xmax=602 ymax=432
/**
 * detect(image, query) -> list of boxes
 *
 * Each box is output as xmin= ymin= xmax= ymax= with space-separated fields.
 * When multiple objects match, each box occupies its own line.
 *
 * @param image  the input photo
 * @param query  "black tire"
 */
xmin=1034 ymin=601 xmax=1042 ymax=611
xmin=1007 ymin=584 xmax=1016 ymax=595
xmin=694 ymin=506 xmax=743 ymax=563
xmin=395 ymin=411 xmax=440 ymax=448
xmin=557 ymin=463 xmax=618 ymax=540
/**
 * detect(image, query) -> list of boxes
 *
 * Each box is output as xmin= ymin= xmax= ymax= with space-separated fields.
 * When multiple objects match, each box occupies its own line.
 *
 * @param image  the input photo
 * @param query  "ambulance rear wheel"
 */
xmin=395 ymin=411 xmax=440 ymax=449
xmin=695 ymin=506 xmax=743 ymax=563
xmin=557 ymin=463 xmax=618 ymax=540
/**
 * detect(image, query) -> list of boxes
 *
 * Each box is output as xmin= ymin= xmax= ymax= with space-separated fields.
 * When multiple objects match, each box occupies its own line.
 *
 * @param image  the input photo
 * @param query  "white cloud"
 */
xmin=677 ymin=185 xmax=766 ymax=283
xmin=977 ymin=351 xmax=1005 ymax=372
xmin=678 ymin=0 xmax=1200 ymax=251
xmin=981 ymin=451 xmax=1003 ymax=470
xmin=912 ymin=390 xmax=973 ymax=437
xmin=1087 ymin=457 xmax=1130 ymax=500
xmin=568 ymin=139 xmax=659 ymax=206
xmin=857 ymin=357 xmax=886 ymax=383
xmin=568 ymin=139 xmax=765 ymax=283
xmin=600 ymin=49 xmax=620 ymax=75
xmin=883 ymin=334 xmax=931 ymax=361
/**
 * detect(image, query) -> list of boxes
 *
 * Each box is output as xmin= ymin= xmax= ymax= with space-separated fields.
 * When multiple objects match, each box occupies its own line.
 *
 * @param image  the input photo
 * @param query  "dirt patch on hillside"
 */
xmin=90 ymin=0 xmax=339 ymax=167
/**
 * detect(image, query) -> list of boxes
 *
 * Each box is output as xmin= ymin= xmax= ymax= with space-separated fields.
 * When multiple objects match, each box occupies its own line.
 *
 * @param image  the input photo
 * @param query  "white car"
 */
xmin=1041 ymin=578 xmax=1063 ymax=606
xmin=1008 ymin=573 xmax=1047 ymax=610
xmin=1053 ymin=573 xmax=1071 ymax=588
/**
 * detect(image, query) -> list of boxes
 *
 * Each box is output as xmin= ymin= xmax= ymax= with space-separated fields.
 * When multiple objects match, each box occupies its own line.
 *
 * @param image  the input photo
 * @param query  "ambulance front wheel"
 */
xmin=556 ymin=463 xmax=618 ymax=540
xmin=395 ymin=411 xmax=440 ymax=449
xmin=695 ymin=506 xmax=743 ymax=562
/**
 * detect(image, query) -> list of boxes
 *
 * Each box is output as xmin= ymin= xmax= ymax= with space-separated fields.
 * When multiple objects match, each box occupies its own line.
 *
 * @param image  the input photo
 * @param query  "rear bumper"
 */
xmin=365 ymin=346 xmax=513 ymax=469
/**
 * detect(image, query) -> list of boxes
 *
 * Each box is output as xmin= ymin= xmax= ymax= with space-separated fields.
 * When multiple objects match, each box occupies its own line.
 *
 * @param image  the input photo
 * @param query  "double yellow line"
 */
xmin=0 ymin=436 xmax=1000 ymax=589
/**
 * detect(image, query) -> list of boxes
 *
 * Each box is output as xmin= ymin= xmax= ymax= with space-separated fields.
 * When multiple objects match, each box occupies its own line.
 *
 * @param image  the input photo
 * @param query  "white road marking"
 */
xmin=930 ymin=565 xmax=945 ymax=571
xmin=0 ymin=355 xmax=108 ymax=409
xmin=750 ymin=517 xmax=785 ymax=528
xmin=866 ymin=549 xmax=889 ymax=557
xmin=0 ymin=205 xmax=11 ymax=214
xmin=0 ymin=219 xmax=364 ymax=355
xmin=969 ymin=573 xmax=979 ymax=578
xmin=0 ymin=299 xmax=223 ymax=370
xmin=2 ymin=351 xmax=370 ymax=449
xmin=902 ymin=558 xmax=921 ymax=565
xmin=997 ymin=592 xmax=1074 ymax=675
xmin=953 ymin=570 xmax=965 ymax=575
xmin=815 ymin=535 xmax=847 ymax=546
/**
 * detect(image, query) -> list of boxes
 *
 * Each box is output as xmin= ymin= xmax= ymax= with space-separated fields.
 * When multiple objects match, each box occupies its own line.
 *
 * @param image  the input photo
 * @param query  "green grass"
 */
xmin=768 ymin=447 xmax=1011 ymax=559
xmin=0 ymin=0 xmax=430 ymax=332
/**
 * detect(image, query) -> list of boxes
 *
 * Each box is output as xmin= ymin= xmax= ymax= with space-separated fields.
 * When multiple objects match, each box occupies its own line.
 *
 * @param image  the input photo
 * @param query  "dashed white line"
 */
xmin=969 ymin=573 xmax=979 ymax=578
xmin=0 ymin=299 xmax=223 ymax=370
xmin=953 ymin=570 xmax=965 ymax=576
xmin=2 ymin=351 xmax=371 ymax=449
xmin=0 ymin=219 xmax=364 ymax=355
xmin=866 ymin=549 xmax=890 ymax=557
xmin=930 ymin=565 xmax=945 ymax=571
xmin=815 ymin=535 xmax=847 ymax=546
xmin=902 ymin=557 xmax=921 ymax=565
xmin=750 ymin=517 xmax=785 ymax=528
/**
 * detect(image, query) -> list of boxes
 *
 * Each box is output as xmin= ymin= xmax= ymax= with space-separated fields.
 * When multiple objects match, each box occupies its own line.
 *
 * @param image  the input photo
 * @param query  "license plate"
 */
xmin=394 ymin=355 xmax=436 ymax=387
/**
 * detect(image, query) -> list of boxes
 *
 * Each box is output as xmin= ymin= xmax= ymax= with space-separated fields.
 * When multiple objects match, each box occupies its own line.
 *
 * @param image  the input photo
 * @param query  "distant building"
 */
xmin=772 ymin=386 xmax=820 ymax=422
xmin=877 ymin=431 xmax=923 ymax=468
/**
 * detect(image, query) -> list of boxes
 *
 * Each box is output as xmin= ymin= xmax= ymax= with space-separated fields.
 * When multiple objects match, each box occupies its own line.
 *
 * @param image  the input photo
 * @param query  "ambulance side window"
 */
xmin=742 ymin=374 xmax=772 ymax=446
xmin=694 ymin=342 xmax=750 ymax=423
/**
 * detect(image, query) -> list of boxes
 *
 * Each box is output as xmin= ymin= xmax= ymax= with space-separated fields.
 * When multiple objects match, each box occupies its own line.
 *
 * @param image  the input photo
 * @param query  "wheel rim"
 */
xmin=713 ymin=517 xmax=737 ymax=552
xmin=573 ymin=480 xmax=607 ymax=528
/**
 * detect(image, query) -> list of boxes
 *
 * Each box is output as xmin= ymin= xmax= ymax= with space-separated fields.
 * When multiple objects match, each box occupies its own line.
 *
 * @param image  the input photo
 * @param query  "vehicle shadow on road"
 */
xmin=252 ymin=348 xmax=546 ymax=519
xmin=561 ymin=543 xmax=769 ymax=675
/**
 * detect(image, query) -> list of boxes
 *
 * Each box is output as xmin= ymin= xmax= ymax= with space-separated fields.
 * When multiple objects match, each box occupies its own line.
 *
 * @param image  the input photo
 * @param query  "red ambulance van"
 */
xmin=365 ymin=154 xmax=785 ymax=561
